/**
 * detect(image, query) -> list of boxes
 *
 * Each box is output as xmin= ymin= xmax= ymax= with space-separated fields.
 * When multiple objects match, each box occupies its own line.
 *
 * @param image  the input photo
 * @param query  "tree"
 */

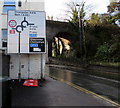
xmin=64 ymin=1 xmax=120 ymax=63
xmin=65 ymin=2 xmax=87 ymax=59
xmin=87 ymin=13 xmax=101 ymax=26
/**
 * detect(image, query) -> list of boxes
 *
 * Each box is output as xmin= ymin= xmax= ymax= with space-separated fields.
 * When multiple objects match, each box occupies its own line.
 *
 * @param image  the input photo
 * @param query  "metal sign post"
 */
xmin=40 ymin=54 xmax=43 ymax=79
xmin=28 ymin=54 xmax=30 ymax=79
xmin=18 ymin=33 xmax=21 ymax=81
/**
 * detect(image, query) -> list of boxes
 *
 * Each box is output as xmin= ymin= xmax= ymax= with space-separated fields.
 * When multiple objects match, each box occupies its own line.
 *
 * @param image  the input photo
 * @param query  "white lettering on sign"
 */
xmin=15 ymin=11 xmax=37 ymax=16
xmin=34 ymin=48 xmax=41 ymax=51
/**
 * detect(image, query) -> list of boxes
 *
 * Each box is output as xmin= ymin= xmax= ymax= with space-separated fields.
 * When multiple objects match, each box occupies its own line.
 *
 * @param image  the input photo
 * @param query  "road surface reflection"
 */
xmin=49 ymin=66 xmax=119 ymax=104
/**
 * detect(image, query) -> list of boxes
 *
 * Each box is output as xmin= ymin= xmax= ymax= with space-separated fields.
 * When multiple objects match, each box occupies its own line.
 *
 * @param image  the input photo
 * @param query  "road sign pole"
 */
xmin=18 ymin=33 xmax=21 ymax=82
xmin=40 ymin=54 xmax=43 ymax=79
xmin=28 ymin=54 xmax=30 ymax=79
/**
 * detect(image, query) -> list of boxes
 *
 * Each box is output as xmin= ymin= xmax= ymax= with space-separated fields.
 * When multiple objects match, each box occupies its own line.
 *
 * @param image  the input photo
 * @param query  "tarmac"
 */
xmin=10 ymin=75 xmax=119 ymax=107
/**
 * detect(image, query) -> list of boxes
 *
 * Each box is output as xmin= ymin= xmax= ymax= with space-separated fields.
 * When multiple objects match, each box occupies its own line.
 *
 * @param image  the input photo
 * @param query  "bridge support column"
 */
xmin=48 ymin=38 xmax=52 ymax=57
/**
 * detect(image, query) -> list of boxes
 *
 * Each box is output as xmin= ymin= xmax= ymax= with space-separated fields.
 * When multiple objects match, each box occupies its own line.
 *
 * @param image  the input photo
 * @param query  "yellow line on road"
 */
xmin=49 ymin=75 xmax=120 ymax=107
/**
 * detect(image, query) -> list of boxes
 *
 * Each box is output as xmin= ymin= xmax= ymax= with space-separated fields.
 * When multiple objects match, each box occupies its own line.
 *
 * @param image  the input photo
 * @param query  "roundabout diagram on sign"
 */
xmin=8 ymin=20 xmax=17 ymax=28
xmin=15 ymin=17 xmax=34 ymax=33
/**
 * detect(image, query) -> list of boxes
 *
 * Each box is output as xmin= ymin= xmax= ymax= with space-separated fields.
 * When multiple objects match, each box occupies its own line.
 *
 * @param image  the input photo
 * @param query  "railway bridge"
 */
xmin=46 ymin=20 xmax=72 ymax=57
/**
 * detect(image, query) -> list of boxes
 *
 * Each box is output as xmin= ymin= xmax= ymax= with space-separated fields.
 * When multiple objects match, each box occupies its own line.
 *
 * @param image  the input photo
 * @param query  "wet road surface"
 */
xmin=49 ymin=65 xmax=120 ymax=104
xmin=11 ymin=76 xmax=116 ymax=107
xmin=10 ymin=64 xmax=119 ymax=107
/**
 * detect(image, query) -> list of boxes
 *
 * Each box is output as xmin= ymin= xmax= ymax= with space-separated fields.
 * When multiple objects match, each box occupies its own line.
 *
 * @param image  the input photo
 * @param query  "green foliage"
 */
xmin=87 ymin=13 xmax=101 ymax=26
xmin=108 ymin=2 xmax=119 ymax=13
xmin=62 ymin=1 xmax=120 ymax=64
xmin=108 ymin=43 xmax=120 ymax=62
xmin=112 ymin=12 xmax=120 ymax=24
xmin=79 ymin=2 xmax=86 ymax=19
xmin=95 ymin=43 xmax=110 ymax=61
xmin=71 ymin=6 xmax=79 ymax=24
xmin=109 ymin=43 xmax=119 ymax=54
xmin=74 ymin=12 xmax=120 ymax=63
xmin=68 ymin=2 xmax=86 ymax=58
xmin=67 ymin=2 xmax=79 ymax=27
xmin=95 ymin=42 xmax=120 ymax=62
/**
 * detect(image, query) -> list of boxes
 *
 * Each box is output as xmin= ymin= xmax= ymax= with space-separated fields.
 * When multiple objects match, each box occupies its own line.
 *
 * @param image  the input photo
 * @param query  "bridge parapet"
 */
xmin=46 ymin=20 xmax=70 ymax=40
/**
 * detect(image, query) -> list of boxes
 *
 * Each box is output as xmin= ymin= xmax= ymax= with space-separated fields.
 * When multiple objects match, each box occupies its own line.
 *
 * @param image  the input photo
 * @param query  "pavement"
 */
xmin=10 ymin=76 xmax=118 ymax=107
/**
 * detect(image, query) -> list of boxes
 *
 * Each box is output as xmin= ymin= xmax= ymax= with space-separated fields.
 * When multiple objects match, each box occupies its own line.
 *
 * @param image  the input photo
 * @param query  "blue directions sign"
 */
xmin=30 ymin=44 xmax=38 ymax=47
xmin=29 ymin=34 xmax=37 ymax=37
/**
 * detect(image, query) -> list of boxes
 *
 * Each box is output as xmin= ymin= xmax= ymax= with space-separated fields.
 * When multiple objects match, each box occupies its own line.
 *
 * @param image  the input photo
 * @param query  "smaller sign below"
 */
xmin=23 ymin=79 xmax=38 ymax=87
xmin=29 ymin=38 xmax=45 ymax=53
xmin=10 ymin=30 xmax=15 ymax=34
xmin=34 ymin=48 xmax=41 ymax=52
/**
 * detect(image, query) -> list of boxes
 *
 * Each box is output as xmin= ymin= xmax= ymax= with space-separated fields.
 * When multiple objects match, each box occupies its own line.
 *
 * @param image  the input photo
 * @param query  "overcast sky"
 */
xmin=45 ymin=0 xmax=110 ymax=20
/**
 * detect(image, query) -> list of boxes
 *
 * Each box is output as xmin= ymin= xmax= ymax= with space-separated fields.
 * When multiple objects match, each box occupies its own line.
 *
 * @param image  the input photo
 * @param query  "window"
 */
xmin=2 ymin=42 xmax=7 ymax=47
xmin=2 ymin=29 xmax=7 ymax=47
xmin=2 ymin=29 xmax=7 ymax=40
xmin=3 ymin=0 xmax=16 ymax=13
